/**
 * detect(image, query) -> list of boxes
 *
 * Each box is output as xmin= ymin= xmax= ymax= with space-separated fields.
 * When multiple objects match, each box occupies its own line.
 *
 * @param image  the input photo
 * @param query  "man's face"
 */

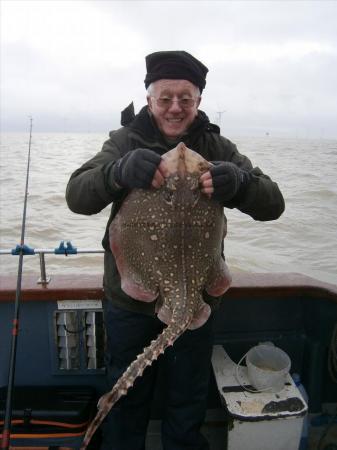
xmin=147 ymin=79 xmax=201 ymax=139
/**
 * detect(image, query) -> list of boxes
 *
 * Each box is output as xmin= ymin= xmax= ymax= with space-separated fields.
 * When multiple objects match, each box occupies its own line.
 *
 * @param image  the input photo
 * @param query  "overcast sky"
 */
xmin=1 ymin=0 xmax=337 ymax=138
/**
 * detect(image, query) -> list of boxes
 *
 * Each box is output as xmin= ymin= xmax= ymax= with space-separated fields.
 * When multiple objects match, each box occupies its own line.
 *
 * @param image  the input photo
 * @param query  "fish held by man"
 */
xmin=80 ymin=142 xmax=231 ymax=449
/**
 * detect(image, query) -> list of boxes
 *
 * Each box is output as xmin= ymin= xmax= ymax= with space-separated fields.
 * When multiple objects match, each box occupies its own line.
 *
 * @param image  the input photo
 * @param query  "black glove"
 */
xmin=210 ymin=161 xmax=250 ymax=203
xmin=113 ymin=148 xmax=162 ymax=189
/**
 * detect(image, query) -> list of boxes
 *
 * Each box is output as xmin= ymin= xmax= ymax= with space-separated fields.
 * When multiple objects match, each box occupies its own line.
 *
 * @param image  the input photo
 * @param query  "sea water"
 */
xmin=0 ymin=132 xmax=336 ymax=285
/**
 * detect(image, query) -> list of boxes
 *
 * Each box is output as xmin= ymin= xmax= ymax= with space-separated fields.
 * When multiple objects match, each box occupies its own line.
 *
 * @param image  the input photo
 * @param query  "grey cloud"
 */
xmin=1 ymin=1 xmax=337 ymax=137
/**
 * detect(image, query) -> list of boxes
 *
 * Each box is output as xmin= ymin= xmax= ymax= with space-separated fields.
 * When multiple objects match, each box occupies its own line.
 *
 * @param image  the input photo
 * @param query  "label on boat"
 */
xmin=57 ymin=300 xmax=102 ymax=310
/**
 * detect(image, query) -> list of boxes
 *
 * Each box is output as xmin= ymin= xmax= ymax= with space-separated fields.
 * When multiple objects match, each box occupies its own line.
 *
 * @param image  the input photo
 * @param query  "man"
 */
xmin=66 ymin=50 xmax=285 ymax=450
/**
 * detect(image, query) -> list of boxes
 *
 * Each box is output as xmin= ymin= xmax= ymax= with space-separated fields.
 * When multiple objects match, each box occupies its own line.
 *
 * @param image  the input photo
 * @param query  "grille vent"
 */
xmin=56 ymin=311 xmax=80 ymax=370
xmin=85 ymin=311 xmax=105 ymax=369
xmin=55 ymin=310 xmax=105 ymax=371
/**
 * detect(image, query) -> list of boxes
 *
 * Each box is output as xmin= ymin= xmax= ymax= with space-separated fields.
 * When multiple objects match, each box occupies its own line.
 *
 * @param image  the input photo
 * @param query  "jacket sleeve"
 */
xmin=218 ymin=137 xmax=285 ymax=221
xmin=65 ymin=136 xmax=125 ymax=215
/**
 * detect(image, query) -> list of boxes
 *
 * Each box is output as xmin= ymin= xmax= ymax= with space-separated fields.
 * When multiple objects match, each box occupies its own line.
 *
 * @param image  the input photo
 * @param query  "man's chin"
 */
xmin=163 ymin=125 xmax=185 ymax=140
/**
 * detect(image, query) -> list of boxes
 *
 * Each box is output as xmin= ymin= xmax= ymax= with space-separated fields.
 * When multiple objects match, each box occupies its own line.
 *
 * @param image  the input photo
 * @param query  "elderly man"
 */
xmin=66 ymin=50 xmax=285 ymax=450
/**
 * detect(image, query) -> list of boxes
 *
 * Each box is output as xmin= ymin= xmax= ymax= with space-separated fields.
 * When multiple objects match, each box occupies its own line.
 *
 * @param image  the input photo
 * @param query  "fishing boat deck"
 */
xmin=1 ymin=271 xmax=337 ymax=449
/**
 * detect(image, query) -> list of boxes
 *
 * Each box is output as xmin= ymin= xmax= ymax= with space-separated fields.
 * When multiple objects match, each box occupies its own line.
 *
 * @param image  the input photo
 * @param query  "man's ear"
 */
xmin=147 ymin=96 xmax=153 ymax=111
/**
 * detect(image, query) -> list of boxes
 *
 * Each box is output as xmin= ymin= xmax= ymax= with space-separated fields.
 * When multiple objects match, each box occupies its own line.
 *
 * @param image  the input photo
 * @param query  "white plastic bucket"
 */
xmin=246 ymin=343 xmax=291 ymax=393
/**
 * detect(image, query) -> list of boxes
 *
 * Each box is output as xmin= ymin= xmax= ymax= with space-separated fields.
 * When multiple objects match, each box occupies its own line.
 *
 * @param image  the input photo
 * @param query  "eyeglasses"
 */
xmin=151 ymin=96 xmax=198 ymax=109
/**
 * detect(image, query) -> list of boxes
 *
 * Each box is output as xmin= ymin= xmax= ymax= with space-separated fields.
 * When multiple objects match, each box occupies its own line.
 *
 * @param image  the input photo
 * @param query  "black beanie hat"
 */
xmin=144 ymin=51 xmax=208 ymax=93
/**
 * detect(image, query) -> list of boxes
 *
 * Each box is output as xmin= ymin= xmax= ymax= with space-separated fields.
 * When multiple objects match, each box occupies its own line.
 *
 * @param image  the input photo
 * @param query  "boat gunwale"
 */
xmin=0 ymin=272 xmax=336 ymax=302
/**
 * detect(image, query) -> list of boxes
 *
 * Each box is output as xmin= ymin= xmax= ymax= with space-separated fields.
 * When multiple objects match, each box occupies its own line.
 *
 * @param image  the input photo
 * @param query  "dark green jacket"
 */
xmin=66 ymin=104 xmax=285 ymax=314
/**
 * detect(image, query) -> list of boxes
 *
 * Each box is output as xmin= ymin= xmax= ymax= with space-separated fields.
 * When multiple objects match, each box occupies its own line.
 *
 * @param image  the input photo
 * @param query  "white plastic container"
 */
xmin=212 ymin=345 xmax=307 ymax=450
xmin=246 ymin=342 xmax=291 ymax=392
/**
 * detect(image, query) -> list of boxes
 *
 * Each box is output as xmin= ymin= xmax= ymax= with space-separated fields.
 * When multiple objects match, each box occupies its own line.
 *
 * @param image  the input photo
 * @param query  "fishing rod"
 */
xmin=1 ymin=117 xmax=33 ymax=450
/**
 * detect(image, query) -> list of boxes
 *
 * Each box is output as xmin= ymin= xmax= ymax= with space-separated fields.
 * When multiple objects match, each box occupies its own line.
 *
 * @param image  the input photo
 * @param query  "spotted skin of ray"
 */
xmin=80 ymin=142 xmax=231 ymax=449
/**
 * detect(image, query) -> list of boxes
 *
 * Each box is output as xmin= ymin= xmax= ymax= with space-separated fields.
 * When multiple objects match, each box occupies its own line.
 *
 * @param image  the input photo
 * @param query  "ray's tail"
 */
xmin=80 ymin=314 xmax=191 ymax=450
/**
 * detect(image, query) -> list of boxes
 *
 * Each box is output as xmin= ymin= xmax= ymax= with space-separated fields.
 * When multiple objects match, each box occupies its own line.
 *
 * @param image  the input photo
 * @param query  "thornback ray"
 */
xmin=80 ymin=142 xmax=231 ymax=449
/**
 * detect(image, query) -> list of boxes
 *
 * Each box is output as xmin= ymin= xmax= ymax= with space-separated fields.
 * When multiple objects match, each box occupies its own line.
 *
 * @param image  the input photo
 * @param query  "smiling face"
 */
xmin=147 ymin=79 xmax=201 ymax=139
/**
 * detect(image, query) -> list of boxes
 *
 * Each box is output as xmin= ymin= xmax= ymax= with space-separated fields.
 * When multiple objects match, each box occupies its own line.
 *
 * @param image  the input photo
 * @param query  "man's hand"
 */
xmin=200 ymin=161 xmax=247 ymax=203
xmin=113 ymin=148 xmax=166 ymax=189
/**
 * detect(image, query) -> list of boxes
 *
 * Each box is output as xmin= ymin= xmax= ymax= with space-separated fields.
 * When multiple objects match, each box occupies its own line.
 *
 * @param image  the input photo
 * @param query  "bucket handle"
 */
xmin=235 ymin=350 xmax=277 ymax=394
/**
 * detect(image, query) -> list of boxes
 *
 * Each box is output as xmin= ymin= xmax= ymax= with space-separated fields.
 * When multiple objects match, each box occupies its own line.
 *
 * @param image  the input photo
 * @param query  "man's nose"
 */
xmin=168 ymin=100 xmax=183 ymax=112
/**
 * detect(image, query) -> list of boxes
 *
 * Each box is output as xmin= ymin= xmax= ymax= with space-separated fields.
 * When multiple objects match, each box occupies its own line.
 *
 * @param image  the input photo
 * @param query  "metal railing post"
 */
xmin=0 ymin=243 xmax=104 ymax=285
xmin=37 ymin=252 xmax=51 ymax=284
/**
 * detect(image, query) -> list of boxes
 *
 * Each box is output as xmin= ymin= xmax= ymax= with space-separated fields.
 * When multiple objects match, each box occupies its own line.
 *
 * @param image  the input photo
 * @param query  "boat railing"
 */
xmin=0 ymin=240 xmax=104 ymax=284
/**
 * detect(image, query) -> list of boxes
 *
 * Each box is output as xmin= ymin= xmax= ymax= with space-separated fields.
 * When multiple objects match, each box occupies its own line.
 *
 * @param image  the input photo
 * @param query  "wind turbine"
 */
xmin=216 ymin=110 xmax=226 ymax=128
